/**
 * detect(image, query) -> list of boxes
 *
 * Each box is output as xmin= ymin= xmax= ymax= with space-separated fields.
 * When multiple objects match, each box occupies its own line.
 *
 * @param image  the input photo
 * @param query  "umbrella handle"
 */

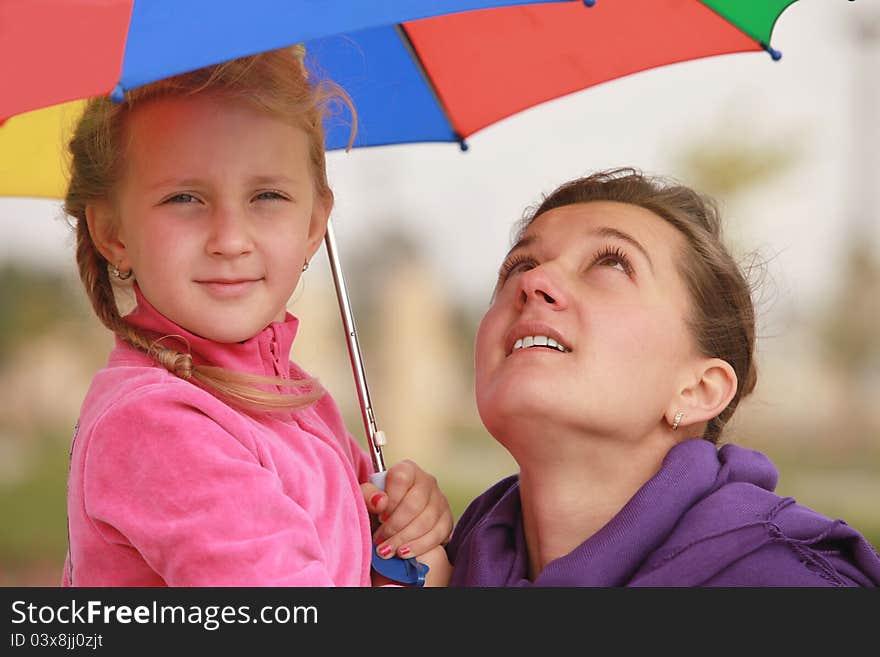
xmin=323 ymin=218 xmax=387 ymax=474
xmin=322 ymin=222 xmax=427 ymax=586
xmin=369 ymin=471 xmax=429 ymax=587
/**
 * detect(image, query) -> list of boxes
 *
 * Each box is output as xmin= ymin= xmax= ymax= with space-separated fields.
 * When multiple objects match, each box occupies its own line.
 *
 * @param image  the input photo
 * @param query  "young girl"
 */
xmin=61 ymin=47 xmax=451 ymax=586
xmin=445 ymin=168 xmax=880 ymax=586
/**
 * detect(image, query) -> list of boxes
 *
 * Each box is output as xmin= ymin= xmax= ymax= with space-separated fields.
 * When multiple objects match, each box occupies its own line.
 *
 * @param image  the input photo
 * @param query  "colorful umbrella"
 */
xmin=0 ymin=0 xmax=799 ymax=579
xmin=0 ymin=0 xmax=798 ymax=198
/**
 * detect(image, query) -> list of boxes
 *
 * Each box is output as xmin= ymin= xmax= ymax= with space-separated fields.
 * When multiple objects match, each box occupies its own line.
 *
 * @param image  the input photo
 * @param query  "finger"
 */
xmin=359 ymin=482 xmax=388 ymax=515
xmin=389 ymin=508 xmax=453 ymax=561
xmin=380 ymin=460 xmax=418 ymax=517
xmin=378 ymin=472 xmax=432 ymax=528
xmin=374 ymin=488 xmax=452 ymax=556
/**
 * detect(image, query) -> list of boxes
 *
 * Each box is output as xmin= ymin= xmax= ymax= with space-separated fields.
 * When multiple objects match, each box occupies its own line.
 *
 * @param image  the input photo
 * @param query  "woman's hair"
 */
xmin=64 ymin=47 xmax=355 ymax=413
xmin=518 ymin=167 xmax=758 ymax=443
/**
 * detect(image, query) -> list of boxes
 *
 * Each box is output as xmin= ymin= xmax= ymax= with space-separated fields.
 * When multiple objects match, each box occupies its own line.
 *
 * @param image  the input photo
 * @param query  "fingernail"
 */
xmin=370 ymin=493 xmax=384 ymax=508
xmin=398 ymin=545 xmax=411 ymax=557
xmin=379 ymin=512 xmax=389 ymax=523
xmin=373 ymin=532 xmax=384 ymax=544
xmin=378 ymin=544 xmax=393 ymax=558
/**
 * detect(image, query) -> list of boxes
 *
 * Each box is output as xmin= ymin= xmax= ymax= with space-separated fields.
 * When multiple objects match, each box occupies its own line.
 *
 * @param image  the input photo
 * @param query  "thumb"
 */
xmin=360 ymin=482 xmax=388 ymax=514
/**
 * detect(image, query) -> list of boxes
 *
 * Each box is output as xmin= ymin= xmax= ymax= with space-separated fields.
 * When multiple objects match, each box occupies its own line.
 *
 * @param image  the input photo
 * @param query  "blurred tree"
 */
xmin=673 ymin=111 xmax=803 ymax=204
xmin=0 ymin=265 xmax=87 ymax=364
xmin=819 ymin=238 xmax=880 ymax=375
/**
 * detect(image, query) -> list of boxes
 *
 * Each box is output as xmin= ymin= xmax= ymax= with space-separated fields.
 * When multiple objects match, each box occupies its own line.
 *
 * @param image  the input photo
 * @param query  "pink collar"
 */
xmin=121 ymin=284 xmax=300 ymax=377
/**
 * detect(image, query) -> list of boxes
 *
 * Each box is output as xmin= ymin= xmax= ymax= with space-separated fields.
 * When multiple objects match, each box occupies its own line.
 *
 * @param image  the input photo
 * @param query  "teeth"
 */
xmin=511 ymin=335 xmax=569 ymax=353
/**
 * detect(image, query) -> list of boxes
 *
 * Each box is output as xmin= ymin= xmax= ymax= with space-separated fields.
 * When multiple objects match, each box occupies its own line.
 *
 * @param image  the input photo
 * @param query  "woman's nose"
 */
xmin=206 ymin=206 xmax=254 ymax=257
xmin=516 ymin=265 xmax=568 ymax=311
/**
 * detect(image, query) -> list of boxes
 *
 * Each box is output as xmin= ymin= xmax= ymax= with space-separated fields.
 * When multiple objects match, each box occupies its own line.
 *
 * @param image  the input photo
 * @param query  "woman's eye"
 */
xmin=592 ymin=246 xmax=633 ymax=277
xmin=596 ymin=255 xmax=627 ymax=272
xmin=499 ymin=256 xmax=537 ymax=283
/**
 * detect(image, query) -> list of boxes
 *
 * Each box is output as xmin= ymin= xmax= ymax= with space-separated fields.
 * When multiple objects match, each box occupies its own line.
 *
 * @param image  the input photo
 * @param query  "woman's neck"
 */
xmin=514 ymin=432 xmax=677 ymax=581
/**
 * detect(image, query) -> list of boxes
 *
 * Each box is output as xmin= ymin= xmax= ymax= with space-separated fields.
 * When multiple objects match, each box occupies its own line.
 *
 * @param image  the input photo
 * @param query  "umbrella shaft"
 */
xmin=324 ymin=219 xmax=387 ymax=474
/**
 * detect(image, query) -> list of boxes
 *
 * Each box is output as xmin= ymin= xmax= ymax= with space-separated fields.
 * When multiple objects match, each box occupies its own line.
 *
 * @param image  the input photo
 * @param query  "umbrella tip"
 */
xmin=761 ymin=42 xmax=782 ymax=61
xmin=583 ymin=0 xmax=597 ymax=7
xmin=110 ymin=84 xmax=126 ymax=104
xmin=458 ymin=138 xmax=469 ymax=152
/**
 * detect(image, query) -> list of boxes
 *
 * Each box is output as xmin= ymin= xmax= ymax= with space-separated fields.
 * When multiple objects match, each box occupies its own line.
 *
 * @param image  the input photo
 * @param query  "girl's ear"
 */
xmin=305 ymin=192 xmax=333 ymax=260
xmin=86 ymin=201 xmax=128 ymax=269
xmin=667 ymin=357 xmax=738 ymax=432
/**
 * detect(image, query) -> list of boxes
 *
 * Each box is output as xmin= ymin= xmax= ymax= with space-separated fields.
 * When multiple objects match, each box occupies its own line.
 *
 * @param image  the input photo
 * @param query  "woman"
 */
xmin=446 ymin=168 xmax=880 ymax=586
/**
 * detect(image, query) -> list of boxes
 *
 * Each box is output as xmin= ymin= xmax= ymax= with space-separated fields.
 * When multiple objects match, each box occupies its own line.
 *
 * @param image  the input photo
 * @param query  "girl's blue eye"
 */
xmin=254 ymin=191 xmax=287 ymax=201
xmin=166 ymin=193 xmax=197 ymax=204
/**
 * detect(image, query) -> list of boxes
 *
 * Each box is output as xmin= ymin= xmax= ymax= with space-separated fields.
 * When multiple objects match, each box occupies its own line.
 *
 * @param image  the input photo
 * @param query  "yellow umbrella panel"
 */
xmin=0 ymin=101 xmax=86 ymax=200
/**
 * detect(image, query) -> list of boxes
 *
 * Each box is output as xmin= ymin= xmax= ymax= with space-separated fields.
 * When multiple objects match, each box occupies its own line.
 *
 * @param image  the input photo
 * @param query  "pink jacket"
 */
xmin=63 ymin=289 xmax=374 ymax=586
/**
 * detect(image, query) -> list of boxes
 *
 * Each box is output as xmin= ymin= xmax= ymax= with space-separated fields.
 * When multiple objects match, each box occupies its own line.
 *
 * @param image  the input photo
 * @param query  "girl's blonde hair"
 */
xmin=64 ymin=47 xmax=355 ymax=413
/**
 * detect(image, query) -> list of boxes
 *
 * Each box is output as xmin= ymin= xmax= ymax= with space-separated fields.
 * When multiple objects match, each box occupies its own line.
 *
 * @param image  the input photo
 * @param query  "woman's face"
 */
xmin=475 ymin=201 xmax=701 ymax=445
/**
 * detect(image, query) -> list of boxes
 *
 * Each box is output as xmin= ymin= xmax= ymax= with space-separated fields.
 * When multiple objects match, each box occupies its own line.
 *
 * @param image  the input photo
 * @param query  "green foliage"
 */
xmin=819 ymin=237 xmax=880 ymax=372
xmin=674 ymin=119 xmax=803 ymax=202
xmin=0 ymin=265 xmax=86 ymax=362
xmin=0 ymin=431 xmax=70 ymax=569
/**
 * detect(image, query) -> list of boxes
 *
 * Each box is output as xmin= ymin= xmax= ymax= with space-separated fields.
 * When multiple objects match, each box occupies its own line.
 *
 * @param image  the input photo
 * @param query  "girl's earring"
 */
xmin=671 ymin=411 xmax=684 ymax=431
xmin=301 ymin=260 xmax=310 ymax=273
xmin=111 ymin=263 xmax=133 ymax=281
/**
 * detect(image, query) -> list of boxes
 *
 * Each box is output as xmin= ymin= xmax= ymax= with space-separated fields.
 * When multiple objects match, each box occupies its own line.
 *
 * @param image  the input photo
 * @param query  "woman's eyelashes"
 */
xmin=592 ymin=245 xmax=634 ymax=277
xmin=497 ymin=253 xmax=537 ymax=283
xmin=497 ymin=244 xmax=635 ymax=286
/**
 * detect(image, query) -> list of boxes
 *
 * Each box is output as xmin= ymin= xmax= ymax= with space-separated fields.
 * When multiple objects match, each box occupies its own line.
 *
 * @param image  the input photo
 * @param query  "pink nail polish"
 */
xmin=378 ymin=545 xmax=393 ymax=558
xmin=398 ymin=546 xmax=411 ymax=557
xmin=370 ymin=493 xmax=384 ymax=508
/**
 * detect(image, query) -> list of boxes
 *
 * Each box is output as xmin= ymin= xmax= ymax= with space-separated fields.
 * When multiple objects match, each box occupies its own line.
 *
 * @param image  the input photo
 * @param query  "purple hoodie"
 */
xmin=447 ymin=439 xmax=880 ymax=586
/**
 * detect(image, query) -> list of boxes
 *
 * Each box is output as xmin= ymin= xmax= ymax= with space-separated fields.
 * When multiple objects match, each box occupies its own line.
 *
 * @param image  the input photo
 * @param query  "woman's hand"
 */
xmin=361 ymin=459 xmax=453 ymax=563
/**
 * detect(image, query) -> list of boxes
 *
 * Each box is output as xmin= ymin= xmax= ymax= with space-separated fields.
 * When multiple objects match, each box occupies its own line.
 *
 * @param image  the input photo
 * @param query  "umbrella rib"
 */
xmin=395 ymin=24 xmax=468 ymax=149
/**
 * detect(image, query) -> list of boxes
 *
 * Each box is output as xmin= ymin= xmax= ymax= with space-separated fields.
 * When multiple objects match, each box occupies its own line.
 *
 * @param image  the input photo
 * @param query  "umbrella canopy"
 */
xmin=0 ymin=0 xmax=798 ymax=198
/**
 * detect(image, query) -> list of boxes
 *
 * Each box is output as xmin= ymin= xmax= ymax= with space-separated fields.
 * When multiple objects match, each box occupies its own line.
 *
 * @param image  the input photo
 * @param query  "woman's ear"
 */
xmin=305 ymin=192 xmax=333 ymax=260
xmin=85 ymin=201 xmax=127 ymax=269
xmin=667 ymin=358 xmax=738 ymax=431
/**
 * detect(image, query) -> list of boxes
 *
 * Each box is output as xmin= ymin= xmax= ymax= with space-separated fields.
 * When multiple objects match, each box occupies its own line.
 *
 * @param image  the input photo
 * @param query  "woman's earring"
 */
xmin=671 ymin=411 xmax=685 ymax=431
xmin=301 ymin=260 xmax=310 ymax=273
xmin=111 ymin=263 xmax=133 ymax=281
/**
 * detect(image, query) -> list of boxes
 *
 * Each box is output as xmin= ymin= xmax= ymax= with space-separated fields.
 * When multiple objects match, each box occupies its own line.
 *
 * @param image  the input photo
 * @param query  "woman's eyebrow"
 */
xmin=592 ymin=226 xmax=654 ymax=273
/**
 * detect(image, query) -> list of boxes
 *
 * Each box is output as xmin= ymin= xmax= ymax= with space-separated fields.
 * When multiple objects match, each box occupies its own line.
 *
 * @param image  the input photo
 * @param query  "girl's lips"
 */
xmin=196 ymin=279 xmax=262 ymax=298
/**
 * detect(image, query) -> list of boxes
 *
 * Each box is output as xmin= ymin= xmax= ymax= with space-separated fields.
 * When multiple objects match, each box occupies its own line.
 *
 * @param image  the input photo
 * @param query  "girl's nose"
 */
xmin=206 ymin=206 xmax=254 ymax=257
xmin=516 ymin=264 xmax=568 ymax=311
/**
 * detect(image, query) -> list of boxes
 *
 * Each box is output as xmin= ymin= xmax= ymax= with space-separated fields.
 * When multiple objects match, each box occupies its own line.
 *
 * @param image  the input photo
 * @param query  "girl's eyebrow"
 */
xmin=148 ymin=175 xmax=296 ymax=190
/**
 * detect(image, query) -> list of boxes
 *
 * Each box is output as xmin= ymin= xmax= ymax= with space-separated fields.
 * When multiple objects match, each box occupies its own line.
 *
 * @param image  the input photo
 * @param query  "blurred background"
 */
xmin=1 ymin=0 xmax=878 ymax=585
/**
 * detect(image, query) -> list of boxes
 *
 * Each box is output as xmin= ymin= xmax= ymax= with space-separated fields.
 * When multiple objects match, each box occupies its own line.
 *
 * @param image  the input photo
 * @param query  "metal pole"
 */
xmin=323 ymin=218 xmax=387 ymax=474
